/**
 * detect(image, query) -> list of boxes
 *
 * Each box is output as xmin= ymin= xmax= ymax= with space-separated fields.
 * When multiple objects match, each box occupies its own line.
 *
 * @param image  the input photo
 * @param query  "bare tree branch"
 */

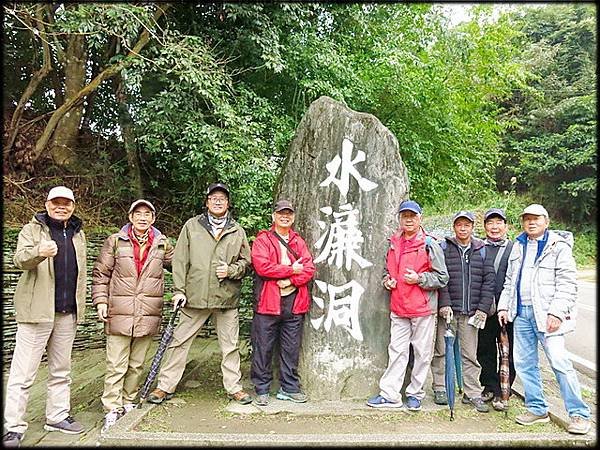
xmin=4 ymin=4 xmax=52 ymax=157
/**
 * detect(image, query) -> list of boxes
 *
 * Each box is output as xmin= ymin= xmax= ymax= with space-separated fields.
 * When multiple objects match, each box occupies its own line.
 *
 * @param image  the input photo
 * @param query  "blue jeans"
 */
xmin=513 ymin=305 xmax=590 ymax=419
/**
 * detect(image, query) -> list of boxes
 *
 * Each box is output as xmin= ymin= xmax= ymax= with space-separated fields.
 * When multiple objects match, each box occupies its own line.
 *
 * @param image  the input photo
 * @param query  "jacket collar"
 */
xmin=35 ymin=211 xmax=83 ymax=233
xmin=117 ymin=223 xmax=162 ymax=241
xmin=516 ymin=229 xmax=550 ymax=262
xmin=446 ymin=235 xmax=485 ymax=250
xmin=268 ymin=225 xmax=298 ymax=243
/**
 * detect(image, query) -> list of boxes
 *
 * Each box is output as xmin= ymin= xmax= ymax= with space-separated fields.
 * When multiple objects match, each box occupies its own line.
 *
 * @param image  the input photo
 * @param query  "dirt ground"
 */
xmin=134 ymin=353 xmax=565 ymax=436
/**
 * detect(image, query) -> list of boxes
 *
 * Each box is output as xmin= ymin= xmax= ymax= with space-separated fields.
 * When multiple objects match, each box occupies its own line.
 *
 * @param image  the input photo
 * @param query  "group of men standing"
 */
xmin=2 ymin=184 xmax=592 ymax=446
xmin=3 ymin=183 xmax=314 ymax=447
xmin=367 ymin=200 xmax=591 ymax=435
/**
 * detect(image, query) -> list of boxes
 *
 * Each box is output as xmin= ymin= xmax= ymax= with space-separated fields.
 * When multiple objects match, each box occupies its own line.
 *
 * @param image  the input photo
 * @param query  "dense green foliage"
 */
xmin=3 ymin=3 xmax=596 ymax=247
xmin=497 ymin=4 xmax=596 ymax=224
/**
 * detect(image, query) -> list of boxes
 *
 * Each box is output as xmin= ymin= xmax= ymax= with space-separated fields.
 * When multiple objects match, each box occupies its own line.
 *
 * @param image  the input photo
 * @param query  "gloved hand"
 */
xmin=439 ymin=306 xmax=453 ymax=323
xmin=172 ymin=293 xmax=187 ymax=311
xmin=468 ymin=309 xmax=487 ymax=329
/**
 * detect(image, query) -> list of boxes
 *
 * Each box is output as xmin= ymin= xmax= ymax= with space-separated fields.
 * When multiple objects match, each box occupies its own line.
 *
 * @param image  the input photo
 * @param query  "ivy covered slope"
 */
xmin=3 ymin=4 xmax=596 ymax=248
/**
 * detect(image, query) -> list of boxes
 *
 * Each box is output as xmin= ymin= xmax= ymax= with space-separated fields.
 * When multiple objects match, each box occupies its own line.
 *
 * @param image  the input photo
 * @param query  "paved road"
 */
xmin=565 ymin=276 xmax=596 ymax=378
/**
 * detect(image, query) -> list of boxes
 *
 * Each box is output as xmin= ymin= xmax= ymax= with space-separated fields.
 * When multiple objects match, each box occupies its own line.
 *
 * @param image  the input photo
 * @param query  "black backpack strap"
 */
xmin=270 ymin=231 xmax=300 ymax=260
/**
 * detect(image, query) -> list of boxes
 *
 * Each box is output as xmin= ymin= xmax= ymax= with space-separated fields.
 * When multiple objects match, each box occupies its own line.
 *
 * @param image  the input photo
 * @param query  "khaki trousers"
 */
xmin=431 ymin=313 xmax=483 ymax=399
xmin=3 ymin=313 xmax=77 ymax=434
xmin=156 ymin=307 xmax=243 ymax=394
xmin=379 ymin=313 xmax=436 ymax=403
xmin=101 ymin=334 xmax=153 ymax=412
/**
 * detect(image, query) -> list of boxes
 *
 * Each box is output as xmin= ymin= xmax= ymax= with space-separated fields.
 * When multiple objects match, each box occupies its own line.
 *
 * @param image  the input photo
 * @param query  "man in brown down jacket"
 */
xmin=92 ymin=199 xmax=174 ymax=432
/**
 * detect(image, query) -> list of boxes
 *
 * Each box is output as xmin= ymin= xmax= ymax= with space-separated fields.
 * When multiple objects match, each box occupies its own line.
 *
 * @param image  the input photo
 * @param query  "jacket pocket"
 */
xmin=537 ymin=262 xmax=556 ymax=286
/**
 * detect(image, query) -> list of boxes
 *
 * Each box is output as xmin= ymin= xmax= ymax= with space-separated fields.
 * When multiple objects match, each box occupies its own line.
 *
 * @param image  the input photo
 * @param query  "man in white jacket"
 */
xmin=497 ymin=204 xmax=590 ymax=435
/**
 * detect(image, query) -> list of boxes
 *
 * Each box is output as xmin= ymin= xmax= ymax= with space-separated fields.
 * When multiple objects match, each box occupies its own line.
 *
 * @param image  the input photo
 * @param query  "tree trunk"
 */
xmin=115 ymin=74 xmax=143 ymax=198
xmin=49 ymin=34 xmax=86 ymax=166
xmin=32 ymin=4 xmax=170 ymax=163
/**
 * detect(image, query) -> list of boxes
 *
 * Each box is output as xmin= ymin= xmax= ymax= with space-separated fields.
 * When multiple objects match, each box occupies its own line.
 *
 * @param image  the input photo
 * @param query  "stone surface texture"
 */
xmin=275 ymin=96 xmax=410 ymax=400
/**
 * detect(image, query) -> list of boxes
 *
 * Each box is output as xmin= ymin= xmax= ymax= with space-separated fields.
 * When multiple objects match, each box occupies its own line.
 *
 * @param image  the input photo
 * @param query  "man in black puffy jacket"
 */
xmin=430 ymin=211 xmax=495 ymax=413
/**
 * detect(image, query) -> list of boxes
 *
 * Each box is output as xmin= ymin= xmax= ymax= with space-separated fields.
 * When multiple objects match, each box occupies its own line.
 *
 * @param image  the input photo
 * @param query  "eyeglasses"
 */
xmin=208 ymin=196 xmax=228 ymax=204
xmin=133 ymin=211 xmax=153 ymax=218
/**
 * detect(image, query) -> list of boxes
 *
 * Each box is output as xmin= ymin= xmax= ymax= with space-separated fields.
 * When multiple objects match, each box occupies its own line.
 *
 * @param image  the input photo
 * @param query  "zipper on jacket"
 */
xmin=63 ymin=227 xmax=68 ymax=312
xmin=466 ymin=251 xmax=472 ymax=313
xmin=460 ymin=248 xmax=467 ymax=314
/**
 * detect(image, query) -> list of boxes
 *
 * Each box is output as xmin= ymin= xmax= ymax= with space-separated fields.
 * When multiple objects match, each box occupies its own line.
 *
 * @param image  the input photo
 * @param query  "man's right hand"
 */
xmin=439 ymin=306 xmax=453 ymax=322
xmin=39 ymin=239 xmax=58 ymax=257
xmin=383 ymin=277 xmax=397 ymax=290
xmin=97 ymin=304 xmax=108 ymax=323
xmin=172 ymin=293 xmax=187 ymax=311
xmin=292 ymin=258 xmax=303 ymax=274
xmin=497 ymin=310 xmax=509 ymax=326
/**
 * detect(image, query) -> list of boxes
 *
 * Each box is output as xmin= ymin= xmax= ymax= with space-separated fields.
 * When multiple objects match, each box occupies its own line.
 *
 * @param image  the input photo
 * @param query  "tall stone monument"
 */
xmin=274 ymin=96 xmax=410 ymax=400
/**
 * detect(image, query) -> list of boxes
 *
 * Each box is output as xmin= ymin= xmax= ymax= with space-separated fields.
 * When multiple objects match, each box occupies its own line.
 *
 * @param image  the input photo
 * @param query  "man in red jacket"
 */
xmin=250 ymin=200 xmax=316 ymax=406
xmin=367 ymin=200 xmax=448 ymax=411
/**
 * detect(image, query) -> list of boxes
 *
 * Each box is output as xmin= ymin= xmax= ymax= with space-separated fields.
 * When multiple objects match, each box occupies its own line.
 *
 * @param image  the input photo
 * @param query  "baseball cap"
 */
xmin=521 ymin=204 xmax=548 ymax=218
xmin=398 ymin=200 xmax=422 ymax=214
xmin=484 ymin=208 xmax=507 ymax=222
xmin=128 ymin=199 xmax=156 ymax=214
xmin=274 ymin=200 xmax=295 ymax=213
xmin=452 ymin=210 xmax=475 ymax=223
xmin=206 ymin=182 xmax=230 ymax=197
xmin=47 ymin=186 xmax=75 ymax=202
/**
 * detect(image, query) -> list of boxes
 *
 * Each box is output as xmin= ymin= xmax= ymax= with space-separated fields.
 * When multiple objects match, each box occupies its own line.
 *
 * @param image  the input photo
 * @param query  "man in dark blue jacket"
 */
xmin=430 ymin=211 xmax=495 ymax=413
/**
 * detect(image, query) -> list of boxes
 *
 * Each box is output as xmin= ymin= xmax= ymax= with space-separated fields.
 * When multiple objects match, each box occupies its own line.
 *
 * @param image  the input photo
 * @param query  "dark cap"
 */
xmin=274 ymin=200 xmax=295 ymax=213
xmin=398 ymin=200 xmax=422 ymax=214
xmin=206 ymin=182 xmax=230 ymax=197
xmin=452 ymin=210 xmax=475 ymax=223
xmin=484 ymin=208 xmax=507 ymax=222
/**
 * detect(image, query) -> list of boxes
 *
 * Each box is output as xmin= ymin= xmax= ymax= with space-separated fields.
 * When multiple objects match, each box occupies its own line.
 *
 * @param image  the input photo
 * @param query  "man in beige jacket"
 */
xmin=92 ymin=199 xmax=174 ymax=432
xmin=147 ymin=182 xmax=252 ymax=405
xmin=3 ymin=186 xmax=87 ymax=447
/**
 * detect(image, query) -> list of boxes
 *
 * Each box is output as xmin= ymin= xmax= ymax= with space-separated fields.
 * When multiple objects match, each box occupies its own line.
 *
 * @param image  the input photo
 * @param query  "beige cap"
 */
xmin=47 ymin=186 xmax=75 ymax=202
xmin=521 ymin=204 xmax=548 ymax=218
xmin=128 ymin=199 xmax=156 ymax=214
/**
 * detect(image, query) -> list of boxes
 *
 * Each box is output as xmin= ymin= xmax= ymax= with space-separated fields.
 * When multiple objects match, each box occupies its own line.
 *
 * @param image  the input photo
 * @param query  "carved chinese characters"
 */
xmin=275 ymin=96 xmax=409 ymax=399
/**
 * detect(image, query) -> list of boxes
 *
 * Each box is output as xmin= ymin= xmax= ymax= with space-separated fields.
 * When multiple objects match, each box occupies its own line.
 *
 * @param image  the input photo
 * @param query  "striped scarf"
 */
xmin=208 ymin=212 xmax=228 ymax=237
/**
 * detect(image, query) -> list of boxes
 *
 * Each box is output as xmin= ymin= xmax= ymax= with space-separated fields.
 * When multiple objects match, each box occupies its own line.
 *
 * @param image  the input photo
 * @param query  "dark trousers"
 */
xmin=477 ymin=314 xmax=516 ymax=396
xmin=250 ymin=293 xmax=304 ymax=395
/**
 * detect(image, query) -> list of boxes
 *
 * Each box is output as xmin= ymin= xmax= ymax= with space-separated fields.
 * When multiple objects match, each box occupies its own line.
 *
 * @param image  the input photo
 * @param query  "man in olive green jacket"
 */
xmin=148 ymin=183 xmax=252 ymax=405
xmin=3 ymin=186 xmax=87 ymax=447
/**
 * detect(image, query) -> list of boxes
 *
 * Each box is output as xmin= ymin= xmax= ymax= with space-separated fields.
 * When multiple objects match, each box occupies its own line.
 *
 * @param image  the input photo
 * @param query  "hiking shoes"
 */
xmin=3 ymin=432 xmax=23 ymax=448
xmin=515 ymin=411 xmax=550 ymax=426
xmin=567 ymin=416 xmax=591 ymax=435
xmin=462 ymin=395 xmax=489 ymax=413
xmin=254 ymin=393 xmax=270 ymax=406
xmin=406 ymin=396 xmax=422 ymax=411
xmin=123 ymin=403 xmax=137 ymax=413
xmin=366 ymin=395 xmax=402 ymax=408
xmin=492 ymin=397 xmax=506 ymax=412
xmin=147 ymin=388 xmax=174 ymax=404
xmin=433 ymin=391 xmax=448 ymax=405
xmin=44 ymin=415 xmax=84 ymax=434
xmin=101 ymin=408 xmax=124 ymax=433
xmin=276 ymin=388 xmax=308 ymax=403
xmin=481 ymin=390 xmax=494 ymax=402
xmin=229 ymin=390 xmax=252 ymax=405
